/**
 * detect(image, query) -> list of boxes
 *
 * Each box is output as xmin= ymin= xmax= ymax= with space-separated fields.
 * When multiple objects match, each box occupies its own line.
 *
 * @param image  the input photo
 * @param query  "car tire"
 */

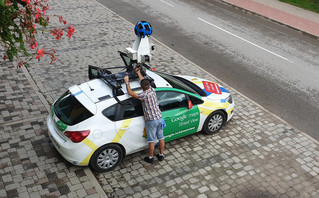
xmin=203 ymin=111 xmax=226 ymax=135
xmin=89 ymin=144 xmax=124 ymax=173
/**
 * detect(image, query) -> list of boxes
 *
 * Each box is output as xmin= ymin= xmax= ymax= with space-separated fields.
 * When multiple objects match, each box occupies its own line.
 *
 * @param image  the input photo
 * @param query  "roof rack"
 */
xmin=88 ymin=63 xmax=155 ymax=104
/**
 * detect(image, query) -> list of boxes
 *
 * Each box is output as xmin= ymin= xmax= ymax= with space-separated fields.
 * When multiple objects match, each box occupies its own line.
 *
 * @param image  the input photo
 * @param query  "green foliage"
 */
xmin=1 ymin=0 xmax=74 ymax=67
xmin=0 ymin=0 xmax=26 ymax=61
xmin=279 ymin=0 xmax=319 ymax=13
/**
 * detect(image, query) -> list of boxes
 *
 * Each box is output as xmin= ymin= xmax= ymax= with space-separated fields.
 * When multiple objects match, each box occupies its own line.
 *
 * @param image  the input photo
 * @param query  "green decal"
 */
xmin=163 ymin=106 xmax=200 ymax=142
xmin=56 ymin=120 xmax=67 ymax=132
xmin=51 ymin=105 xmax=54 ymax=117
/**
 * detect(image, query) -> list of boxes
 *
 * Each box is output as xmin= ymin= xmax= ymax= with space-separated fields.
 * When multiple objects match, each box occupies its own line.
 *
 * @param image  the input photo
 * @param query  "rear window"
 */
xmin=54 ymin=91 xmax=93 ymax=125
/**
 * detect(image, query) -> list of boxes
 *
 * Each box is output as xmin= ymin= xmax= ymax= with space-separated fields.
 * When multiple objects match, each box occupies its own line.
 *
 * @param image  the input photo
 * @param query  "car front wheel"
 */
xmin=203 ymin=111 xmax=226 ymax=134
xmin=89 ymin=144 xmax=124 ymax=173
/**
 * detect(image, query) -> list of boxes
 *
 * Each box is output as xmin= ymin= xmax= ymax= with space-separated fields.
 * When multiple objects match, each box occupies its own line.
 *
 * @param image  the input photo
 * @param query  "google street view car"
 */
xmin=46 ymin=21 xmax=234 ymax=172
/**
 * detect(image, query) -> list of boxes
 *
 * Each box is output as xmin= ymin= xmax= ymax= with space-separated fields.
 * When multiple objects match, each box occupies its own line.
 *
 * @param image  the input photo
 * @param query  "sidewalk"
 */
xmin=223 ymin=0 xmax=319 ymax=38
xmin=1 ymin=0 xmax=319 ymax=197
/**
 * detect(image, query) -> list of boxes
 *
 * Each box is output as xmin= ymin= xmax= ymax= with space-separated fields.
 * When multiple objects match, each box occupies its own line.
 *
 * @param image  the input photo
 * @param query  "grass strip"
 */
xmin=279 ymin=0 xmax=319 ymax=13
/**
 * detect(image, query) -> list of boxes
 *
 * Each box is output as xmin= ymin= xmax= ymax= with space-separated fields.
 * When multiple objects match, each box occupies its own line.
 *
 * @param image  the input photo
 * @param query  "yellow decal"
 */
xmin=80 ymin=138 xmax=99 ymax=165
xmin=112 ymin=119 xmax=133 ymax=143
xmin=198 ymin=106 xmax=214 ymax=116
xmin=199 ymin=100 xmax=229 ymax=116
xmin=226 ymin=107 xmax=234 ymax=116
xmin=143 ymin=127 xmax=147 ymax=138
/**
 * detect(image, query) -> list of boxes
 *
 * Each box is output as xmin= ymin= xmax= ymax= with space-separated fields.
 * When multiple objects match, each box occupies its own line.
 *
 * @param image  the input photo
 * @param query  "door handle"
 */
xmin=120 ymin=127 xmax=130 ymax=130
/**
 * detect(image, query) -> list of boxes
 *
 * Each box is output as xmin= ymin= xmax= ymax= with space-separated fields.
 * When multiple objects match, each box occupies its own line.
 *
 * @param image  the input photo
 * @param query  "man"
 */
xmin=124 ymin=66 xmax=165 ymax=163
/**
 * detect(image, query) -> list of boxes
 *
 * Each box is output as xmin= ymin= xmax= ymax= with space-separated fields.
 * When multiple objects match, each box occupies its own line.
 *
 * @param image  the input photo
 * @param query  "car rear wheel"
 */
xmin=90 ymin=144 xmax=124 ymax=173
xmin=203 ymin=111 xmax=226 ymax=134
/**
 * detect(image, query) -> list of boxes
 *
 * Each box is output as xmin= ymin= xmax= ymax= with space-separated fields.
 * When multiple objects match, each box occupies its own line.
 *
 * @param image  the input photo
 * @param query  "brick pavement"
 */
xmin=1 ymin=0 xmax=319 ymax=197
xmin=0 ymin=61 xmax=104 ymax=197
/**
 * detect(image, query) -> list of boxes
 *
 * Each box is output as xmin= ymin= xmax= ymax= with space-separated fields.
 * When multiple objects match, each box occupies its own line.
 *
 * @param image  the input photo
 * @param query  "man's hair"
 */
xmin=141 ymin=79 xmax=150 ymax=90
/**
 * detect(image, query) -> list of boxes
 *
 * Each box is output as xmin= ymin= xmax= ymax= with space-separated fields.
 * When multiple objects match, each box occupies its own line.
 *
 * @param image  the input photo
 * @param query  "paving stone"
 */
xmin=1 ymin=0 xmax=319 ymax=197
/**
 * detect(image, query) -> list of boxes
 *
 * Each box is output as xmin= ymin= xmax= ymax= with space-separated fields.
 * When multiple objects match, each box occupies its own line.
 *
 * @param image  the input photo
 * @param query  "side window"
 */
xmin=121 ymin=99 xmax=143 ymax=120
xmin=189 ymin=95 xmax=204 ymax=105
xmin=156 ymin=91 xmax=188 ymax=111
xmin=102 ymin=104 xmax=117 ymax=121
xmin=102 ymin=99 xmax=143 ymax=121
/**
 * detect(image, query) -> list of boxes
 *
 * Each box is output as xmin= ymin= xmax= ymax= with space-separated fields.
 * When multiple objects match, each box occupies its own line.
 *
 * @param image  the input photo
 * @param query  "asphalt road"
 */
xmin=97 ymin=0 xmax=319 ymax=140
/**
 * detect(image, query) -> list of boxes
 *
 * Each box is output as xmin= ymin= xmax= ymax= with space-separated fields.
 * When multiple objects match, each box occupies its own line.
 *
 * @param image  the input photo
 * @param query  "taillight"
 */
xmin=64 ymin=130 xmax=90 ymax=143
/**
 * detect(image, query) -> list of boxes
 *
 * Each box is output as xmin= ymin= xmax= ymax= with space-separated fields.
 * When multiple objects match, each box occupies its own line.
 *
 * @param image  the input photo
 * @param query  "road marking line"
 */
xmin=160 ymin=0 xmax=174 ymax=7
xmin=198 ymin=17 xmax=293 ymax=63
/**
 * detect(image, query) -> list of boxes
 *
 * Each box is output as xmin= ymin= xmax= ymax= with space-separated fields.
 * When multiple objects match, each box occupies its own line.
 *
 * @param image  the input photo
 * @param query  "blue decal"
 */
xmin=221 ymin=99 xmax=226 ymax=103
xmin=74 ymin=90 xmax=83 ymax=96
xmin=220 ymin=87 xmax=229 ymax=93
xmin=203 ymin=89 xmax=213 ymax=96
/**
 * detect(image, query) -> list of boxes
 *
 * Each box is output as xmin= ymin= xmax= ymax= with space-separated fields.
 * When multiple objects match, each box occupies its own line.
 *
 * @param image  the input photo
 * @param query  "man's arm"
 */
xmin=124 ymin=75 xmax=138 ymax=99
xmin=136 ymin=66 xmax=144 ymax=81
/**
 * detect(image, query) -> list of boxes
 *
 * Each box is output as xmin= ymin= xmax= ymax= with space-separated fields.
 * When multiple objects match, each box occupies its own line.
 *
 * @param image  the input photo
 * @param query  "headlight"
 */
xmin=225 ymin=95 xmax=233 ymax=104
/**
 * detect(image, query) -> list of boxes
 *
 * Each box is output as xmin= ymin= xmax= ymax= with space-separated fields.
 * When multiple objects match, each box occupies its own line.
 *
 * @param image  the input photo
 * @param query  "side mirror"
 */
xmin=188 ymin=100 xmax=193 ymax=109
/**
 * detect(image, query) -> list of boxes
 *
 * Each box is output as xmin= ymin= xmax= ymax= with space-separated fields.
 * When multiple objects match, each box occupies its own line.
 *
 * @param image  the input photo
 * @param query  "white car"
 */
xmin=47 ymin=53 xmax=234 ymax=172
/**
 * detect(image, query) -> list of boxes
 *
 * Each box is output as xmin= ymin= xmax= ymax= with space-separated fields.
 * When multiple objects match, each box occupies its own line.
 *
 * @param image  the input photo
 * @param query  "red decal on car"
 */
xmin=203 ymin=81 xmax=222 ymax=94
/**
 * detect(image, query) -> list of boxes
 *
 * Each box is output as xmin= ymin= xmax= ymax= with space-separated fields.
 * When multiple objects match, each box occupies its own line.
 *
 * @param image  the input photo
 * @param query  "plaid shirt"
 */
xmin=138 ymin=87 xmax=162 ymax=121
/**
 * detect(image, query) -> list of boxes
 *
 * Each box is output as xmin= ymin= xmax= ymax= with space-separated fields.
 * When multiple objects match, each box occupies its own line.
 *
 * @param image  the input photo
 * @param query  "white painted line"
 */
xmin=198 ymin=17 xmax=294 ymax=63
xmin=160 ymin=0 xmax=174 ymax=7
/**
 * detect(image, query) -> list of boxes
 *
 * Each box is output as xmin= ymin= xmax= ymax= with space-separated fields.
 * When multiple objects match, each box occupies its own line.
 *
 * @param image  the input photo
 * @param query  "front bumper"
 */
xmin=226 ymin=100 xmax=235 ymax=122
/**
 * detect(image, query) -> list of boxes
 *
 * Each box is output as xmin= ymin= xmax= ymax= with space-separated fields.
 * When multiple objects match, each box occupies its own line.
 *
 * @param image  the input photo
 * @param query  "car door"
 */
xmin=108 ymin=98 xmax=148 ymax=154
xmin=156 ymin=91 xmax=201 ymax=142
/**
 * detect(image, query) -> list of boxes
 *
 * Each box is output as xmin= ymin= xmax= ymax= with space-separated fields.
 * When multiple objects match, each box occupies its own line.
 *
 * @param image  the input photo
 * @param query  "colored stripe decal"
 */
xmin=199 ymin=99 xmax=230 ymax=116
xmin=203 ymin=81 xmax=222 ymax=95
xmin=226 ymin=107 xmax=234 ymax=116
xmin=220 ymin=87 xmax=229 ymax=93
xmin=74 ymin=90 xmax=83 ymax=96
xmin=82 ymin=138 xmax=99 ymax=150
xmin=198 ymin=106 xmax=213 ymax=116
xmin=112 ymin=119 xmax=133 ymax=143
xmin=80 ymin=138 xmax=99 ymax=165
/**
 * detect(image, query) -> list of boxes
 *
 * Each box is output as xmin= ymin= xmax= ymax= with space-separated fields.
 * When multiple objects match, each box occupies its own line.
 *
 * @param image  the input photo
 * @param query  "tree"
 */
xmin=0 ymin=0 xmax=74 ymax=67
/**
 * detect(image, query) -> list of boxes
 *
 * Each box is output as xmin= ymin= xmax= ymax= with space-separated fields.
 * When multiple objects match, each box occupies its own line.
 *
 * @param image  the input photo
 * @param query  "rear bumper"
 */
xmin=46 ymin=116 xmax=91 ymax=166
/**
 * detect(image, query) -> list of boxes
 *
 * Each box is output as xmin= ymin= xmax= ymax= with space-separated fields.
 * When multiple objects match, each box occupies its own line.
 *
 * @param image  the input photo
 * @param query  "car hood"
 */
xmin=177 ymin=75 xmax=230 ymax=100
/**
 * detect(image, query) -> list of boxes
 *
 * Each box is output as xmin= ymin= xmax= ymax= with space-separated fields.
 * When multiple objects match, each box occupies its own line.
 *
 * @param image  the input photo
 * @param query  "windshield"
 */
xmin=54 ymin=91 xmax=93 ymax=125
xmin=154 ymin=71 xmax=206 ymax=96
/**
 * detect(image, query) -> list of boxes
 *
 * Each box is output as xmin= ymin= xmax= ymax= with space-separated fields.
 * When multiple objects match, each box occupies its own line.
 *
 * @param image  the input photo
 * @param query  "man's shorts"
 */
xmin=146 ymin=118 xmax=164 ymax=143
